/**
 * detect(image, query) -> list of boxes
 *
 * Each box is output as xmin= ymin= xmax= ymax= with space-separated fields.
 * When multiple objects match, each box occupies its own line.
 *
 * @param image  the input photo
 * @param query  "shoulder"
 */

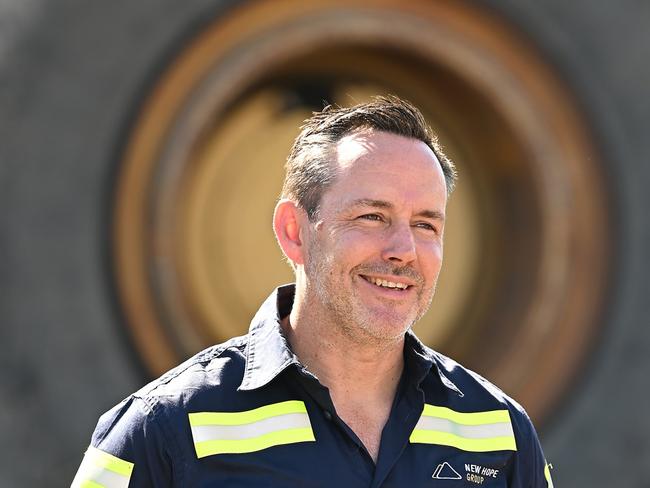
xmin=426 ymin=347 xmax=522 ymax=410
xmin=424 ymin=347 xmax=541 ymax=449
xmin=137 ymin=335 xmax=248 ymax=403
xmin=92 ymin=335 xmax=249 ymax=449
xmin=78 ymin=336 xmax=250 ymax=485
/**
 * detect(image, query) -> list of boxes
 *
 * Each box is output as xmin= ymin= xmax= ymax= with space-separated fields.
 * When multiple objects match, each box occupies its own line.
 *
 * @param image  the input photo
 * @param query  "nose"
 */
xmin=381 ymin=223 xmax=417 ymax=264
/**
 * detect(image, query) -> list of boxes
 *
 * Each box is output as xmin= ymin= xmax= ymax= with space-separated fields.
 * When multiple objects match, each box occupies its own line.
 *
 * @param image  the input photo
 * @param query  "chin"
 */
xmin=358 ymin=311 xmax=416 ymax=340
xmin=373 ymin=305 xmax=419 ymax=324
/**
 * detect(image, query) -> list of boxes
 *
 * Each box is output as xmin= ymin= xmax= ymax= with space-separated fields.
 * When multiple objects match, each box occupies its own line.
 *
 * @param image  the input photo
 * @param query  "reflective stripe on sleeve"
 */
xmin=544 ymin=463 xmax=555 ymax=488
xmin=409 ymin=404 xmax=517 ymax=452
xmin=71 ymin=446 xmax=134 ymax=488
xmin=188 ymin=400 xmax=315 ymax=457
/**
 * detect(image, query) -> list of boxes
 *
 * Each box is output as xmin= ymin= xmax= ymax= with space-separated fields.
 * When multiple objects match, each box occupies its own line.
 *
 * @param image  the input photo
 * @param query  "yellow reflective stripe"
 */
xmin=189 ymin=401 xmax=316 ymax=457
xmin=72 ymin=447 xmax=134 ymax=488
xmin=410 ymin=404 xmax=517 ymax=452
xmin=189 ymin=400 xmax=307 ymax=426
xmin=194 ymin=426 xmax=315 ymax=458
xmin=421 ymin=404 xmax=511 ymax=425
xmin=79 ymin=481 xmax=105 ymax=488
xmin=409 ymin=430 xmax=517 ymax=452
xmin=85 ymin=446 xmax=134 ymax=477
xmin=544 ymin=463 xmax=554 ymax=488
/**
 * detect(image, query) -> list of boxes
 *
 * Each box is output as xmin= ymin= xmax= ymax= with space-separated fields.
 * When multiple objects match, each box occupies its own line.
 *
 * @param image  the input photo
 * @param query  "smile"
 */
xmin=360 ymin=275 xmax=411 ymax=290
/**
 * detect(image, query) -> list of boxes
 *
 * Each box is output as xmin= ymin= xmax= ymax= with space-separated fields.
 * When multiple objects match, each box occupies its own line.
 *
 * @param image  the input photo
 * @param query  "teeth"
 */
xmin=368 ymin=277 xmax=408 ymax=289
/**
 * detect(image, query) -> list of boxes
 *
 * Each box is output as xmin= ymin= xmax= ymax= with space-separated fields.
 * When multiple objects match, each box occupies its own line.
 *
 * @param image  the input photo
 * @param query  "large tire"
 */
xmin=0 ymin=1 xmax=236 ymax=484
xmin=1 ymin=1 xmax=648 ymax=486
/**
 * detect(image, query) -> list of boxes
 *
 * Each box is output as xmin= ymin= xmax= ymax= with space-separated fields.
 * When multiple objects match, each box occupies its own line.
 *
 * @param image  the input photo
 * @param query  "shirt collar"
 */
xmin=404 ymin=330 xmax=464 ymax=397
xmin=238 ymin=284 xmax=300 ymax=391
xmin=239 ymin=284 xmax=463 ymax=398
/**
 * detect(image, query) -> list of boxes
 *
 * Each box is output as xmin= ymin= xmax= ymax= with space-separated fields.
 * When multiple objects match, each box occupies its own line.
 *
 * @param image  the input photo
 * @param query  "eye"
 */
xmin=358 ymin=213 xmax=384 ymax=222
xmin=414 ymin=222 xmax=438 ymax=233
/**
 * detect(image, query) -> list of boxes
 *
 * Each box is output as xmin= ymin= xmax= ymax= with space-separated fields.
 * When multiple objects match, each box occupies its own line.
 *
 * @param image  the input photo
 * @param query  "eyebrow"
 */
xmin=348 ymin=198 xmax=445 ymax=221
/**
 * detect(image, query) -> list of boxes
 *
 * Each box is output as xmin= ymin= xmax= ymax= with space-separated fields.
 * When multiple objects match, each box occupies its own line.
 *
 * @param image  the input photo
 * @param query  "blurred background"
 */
xmin=1 ymin=0 xmax=648 ymax=486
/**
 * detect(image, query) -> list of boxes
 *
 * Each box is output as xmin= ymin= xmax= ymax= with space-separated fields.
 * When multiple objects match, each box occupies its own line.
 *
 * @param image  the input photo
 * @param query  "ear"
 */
xmin=273 ymin=199 xmax=307 ymax=266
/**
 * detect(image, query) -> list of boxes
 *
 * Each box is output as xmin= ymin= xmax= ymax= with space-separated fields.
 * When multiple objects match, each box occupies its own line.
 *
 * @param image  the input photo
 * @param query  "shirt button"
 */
xmin=323 ymin=410 xmax=332 ymax=421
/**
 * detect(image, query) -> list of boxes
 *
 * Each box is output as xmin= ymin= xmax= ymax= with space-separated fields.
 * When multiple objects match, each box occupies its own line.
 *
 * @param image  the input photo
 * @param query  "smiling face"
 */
xmin=300 ymin=129 xmax=448 ymax=344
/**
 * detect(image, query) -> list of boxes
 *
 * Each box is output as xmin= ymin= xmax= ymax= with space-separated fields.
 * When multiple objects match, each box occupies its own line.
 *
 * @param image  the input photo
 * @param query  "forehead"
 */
xmin=325 ymin=129 xmax=446 ymax=208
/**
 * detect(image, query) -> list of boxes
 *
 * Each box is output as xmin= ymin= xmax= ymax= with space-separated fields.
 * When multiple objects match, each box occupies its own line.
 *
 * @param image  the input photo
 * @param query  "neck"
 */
xmin=282 ymin=288 xmax=405 ymax=405
xmin=283 ymin=283 xmax=409 ymax=462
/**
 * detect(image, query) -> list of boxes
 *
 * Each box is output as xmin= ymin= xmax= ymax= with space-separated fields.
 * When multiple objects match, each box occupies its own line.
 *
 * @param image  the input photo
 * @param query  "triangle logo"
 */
xmin=432 ymin=461 xmax=462 ymax=480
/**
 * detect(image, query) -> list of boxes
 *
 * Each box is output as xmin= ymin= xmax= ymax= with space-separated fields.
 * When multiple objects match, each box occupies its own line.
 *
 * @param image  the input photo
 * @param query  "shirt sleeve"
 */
xmin=508 ymin=406 xmax=554 ymax=488
xmin=71 ymin=395 xmax=176 ymax=487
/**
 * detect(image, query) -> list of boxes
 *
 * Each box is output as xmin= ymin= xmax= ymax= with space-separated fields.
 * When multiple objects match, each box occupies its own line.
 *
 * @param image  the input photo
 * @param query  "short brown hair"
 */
xmin=281 ymin=95 xmax=457 ymax=220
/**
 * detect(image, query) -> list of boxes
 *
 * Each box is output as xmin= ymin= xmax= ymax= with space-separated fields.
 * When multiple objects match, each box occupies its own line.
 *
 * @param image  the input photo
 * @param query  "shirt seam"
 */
xmin=141 ymin=339 xmax=248 ymax=396
xmin=138 ymin=394 xmax=186 ymax=486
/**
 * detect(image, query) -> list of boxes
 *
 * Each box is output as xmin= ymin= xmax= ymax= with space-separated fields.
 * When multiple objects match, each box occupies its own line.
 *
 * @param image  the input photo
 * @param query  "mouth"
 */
xmin=359 ymin=274 xmax=413 ymax=291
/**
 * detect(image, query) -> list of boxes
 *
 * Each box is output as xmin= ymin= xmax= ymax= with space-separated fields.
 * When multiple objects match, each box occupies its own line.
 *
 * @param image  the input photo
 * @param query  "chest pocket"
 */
xmin=188 ymin=400 xmax=315 ymax=458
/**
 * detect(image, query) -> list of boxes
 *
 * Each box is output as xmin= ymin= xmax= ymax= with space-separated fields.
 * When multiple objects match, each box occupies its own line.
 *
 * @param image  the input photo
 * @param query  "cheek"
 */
xmin=332 ymin=228 xmax=382 ymax=258
xmin=418 ymin=241 xmax=444 ymax=275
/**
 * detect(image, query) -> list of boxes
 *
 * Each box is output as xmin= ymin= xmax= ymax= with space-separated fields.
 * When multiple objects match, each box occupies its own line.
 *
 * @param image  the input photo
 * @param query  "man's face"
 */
xmin=301 ymin=129 xmax=448 ymax=344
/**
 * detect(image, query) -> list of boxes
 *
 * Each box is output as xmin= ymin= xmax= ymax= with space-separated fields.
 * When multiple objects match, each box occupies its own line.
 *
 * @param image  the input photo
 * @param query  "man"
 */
xmin=72 ymin=96 xmax=554 ymax=487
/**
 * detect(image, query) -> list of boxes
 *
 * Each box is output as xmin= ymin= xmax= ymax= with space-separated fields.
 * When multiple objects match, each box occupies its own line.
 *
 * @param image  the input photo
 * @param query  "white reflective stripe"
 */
xmin=414 ymin=416 xmax=515 ymax=439
xmin=191 ymin=412 xmax=311 ymax=442
xmin=410 ymin=405 xmax=517 ymax=452
xmin=71 ymin=447 xmax=133 ymax=488
xmin=77 ymin=468 xmax=129 ymax=488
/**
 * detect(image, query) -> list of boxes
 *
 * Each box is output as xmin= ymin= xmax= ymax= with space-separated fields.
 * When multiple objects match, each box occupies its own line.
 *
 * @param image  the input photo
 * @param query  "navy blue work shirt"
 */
xmin=72 ymin=285 xmax=554 ymax=487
